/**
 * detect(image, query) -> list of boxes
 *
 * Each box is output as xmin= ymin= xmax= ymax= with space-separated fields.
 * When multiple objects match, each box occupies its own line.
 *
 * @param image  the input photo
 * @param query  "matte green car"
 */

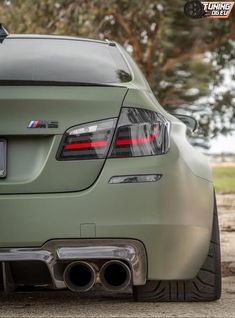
xmin=0 ymin=26 xmax=221 ymax=301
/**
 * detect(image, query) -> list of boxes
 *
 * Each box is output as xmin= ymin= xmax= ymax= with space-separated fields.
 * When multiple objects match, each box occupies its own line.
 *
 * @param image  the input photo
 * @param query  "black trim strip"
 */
xmin=0 ymin=80 xmax=126 ymax=87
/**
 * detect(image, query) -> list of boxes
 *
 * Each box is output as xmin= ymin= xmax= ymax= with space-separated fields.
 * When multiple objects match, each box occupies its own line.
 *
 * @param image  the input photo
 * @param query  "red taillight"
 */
xmin=57 ymin=119 xmax=116 ymax=160
xmin=64 ymin=140 xmax=108 ymax=150
xmin=115 ymin=126 xmax=159 ymax=146
xmin=108 ymin=108 xmax=170 ymax=158
xmin=57 ymin=108 xmax=170 ymax=161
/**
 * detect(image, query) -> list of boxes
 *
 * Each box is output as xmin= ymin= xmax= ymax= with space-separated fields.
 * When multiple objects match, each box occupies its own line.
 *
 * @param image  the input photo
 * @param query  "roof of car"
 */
xmin=5 ymin=34 xmax=114 ymax=45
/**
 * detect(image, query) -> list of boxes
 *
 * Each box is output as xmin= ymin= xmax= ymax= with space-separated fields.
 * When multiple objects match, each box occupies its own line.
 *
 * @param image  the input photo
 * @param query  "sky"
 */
xmin=198 ymin=56 xmax=235 ymax=155
xmin=208 ymin=131 xmax=235 ymax=154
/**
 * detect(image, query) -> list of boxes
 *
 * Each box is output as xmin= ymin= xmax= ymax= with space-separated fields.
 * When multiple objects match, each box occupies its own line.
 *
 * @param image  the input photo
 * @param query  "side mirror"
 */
xmin=173 ymin=114 xmax=197 ymax=132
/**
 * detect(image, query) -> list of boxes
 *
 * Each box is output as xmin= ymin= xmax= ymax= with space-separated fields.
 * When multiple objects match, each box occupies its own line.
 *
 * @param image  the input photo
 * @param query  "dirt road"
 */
xmin=0 ymin=194 xmax=234 ymax=318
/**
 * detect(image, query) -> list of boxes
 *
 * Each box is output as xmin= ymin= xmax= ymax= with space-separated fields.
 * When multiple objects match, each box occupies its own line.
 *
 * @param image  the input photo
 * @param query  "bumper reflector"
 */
xmin=109 ymin=174 xmax=162 ymax=184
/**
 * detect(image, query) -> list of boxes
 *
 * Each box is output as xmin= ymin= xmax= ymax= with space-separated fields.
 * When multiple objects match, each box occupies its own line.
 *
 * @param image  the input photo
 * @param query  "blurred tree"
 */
xmin=0 ymin=0 xmax=234 ymax=147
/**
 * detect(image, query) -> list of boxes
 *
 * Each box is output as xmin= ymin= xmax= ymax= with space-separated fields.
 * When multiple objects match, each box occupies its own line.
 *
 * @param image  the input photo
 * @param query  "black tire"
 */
xmin=133 ymin=192 xmax=221 ymax=302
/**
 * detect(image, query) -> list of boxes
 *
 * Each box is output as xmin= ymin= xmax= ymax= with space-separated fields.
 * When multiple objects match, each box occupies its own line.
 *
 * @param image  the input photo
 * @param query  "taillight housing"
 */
xmin=108 ymin=107 xmax=170 ymax=158
xmin=57 ymin=108 xmax=170 ymax=161
xmin=57 ymin=119 xmax=116 ymax=160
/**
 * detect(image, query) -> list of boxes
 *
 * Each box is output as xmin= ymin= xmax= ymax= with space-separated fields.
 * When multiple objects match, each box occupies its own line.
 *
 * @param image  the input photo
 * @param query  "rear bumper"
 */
xmin=0 ymin=239 xmax=147 ymax=291
xmin=0 ymin=152 xmax=214 ymax=281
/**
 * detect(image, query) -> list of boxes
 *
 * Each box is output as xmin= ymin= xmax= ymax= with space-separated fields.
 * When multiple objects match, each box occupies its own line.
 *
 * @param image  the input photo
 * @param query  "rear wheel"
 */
xmin=133 ymin=192 xmax=221 ymax=302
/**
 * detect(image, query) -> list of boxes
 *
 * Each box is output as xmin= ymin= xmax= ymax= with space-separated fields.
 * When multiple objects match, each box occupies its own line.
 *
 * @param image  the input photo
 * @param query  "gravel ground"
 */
xmin=0 ymin=194 xmax=234 ymax=318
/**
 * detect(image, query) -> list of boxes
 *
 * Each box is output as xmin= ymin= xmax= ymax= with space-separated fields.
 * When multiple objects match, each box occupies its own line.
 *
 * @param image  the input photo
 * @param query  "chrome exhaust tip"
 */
xmin=63 ymin=261 xmax=96 ymax=292
xmin=99 ymin=260 xmax=131 ymax=291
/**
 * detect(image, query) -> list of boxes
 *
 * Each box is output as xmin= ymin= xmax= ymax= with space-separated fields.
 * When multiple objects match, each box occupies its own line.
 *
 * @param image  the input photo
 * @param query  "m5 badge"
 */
xmin=28 ymin=120 xmax=59 ymax=128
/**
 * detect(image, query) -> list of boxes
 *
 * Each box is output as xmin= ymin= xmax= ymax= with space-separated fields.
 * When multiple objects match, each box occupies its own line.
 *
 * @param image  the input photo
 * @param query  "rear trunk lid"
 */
xmin=0 ymin=86 xmax=127 ymax=194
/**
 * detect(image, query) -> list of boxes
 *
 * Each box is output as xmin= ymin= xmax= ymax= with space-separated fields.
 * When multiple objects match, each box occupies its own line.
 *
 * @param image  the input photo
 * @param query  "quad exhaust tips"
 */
xmin=99 ymin=260 xmax=131 ymax=291
xmin=63 ymin=261 xmax=96 ymax=292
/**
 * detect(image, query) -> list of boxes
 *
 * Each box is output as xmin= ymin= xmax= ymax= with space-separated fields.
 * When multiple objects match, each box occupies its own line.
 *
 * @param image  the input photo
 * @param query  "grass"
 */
xmin=213 ymin=166 xmax=235 ymax=193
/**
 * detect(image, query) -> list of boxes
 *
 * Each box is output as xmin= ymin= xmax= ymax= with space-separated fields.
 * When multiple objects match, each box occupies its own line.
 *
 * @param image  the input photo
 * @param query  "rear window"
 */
xmin=0 ymin=38 xmax=132 ymax=84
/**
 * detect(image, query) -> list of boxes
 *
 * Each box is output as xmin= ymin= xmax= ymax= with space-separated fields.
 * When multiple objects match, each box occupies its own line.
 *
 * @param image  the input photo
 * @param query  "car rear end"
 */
xmin=0 ymin=34 xmax=215 ymax=298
